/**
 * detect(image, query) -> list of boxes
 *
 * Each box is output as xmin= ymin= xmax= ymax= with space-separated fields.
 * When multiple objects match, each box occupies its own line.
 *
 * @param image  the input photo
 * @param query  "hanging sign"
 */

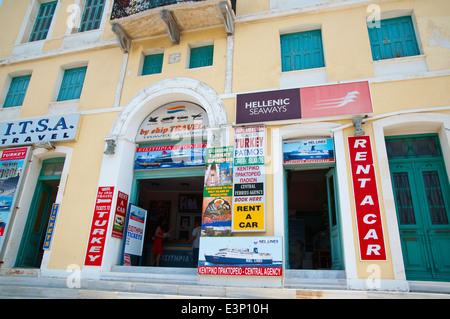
xmin=283 ymin=138 xmax=335 ymax=165
xmin=123 ymin=204 xmax=147 ymax=257
xmin=0 ymin=147 xmax=31 ymax=253
xmin=0 ymin=114 xmax=80 ymax=147
xmin=136 ymin=102 xmax=209 ymax=142
xmin=134 ymin=143 xmax=206 ymax=170
xmin=43 ymin=204 xmax=60 ymax=250
xmin=232 ymin=126 xmax=266 ymax=232
xmin=84 ymin=186 xmax=114 ymax=266
xmin=201 ymin=146 xmax=233 ymax=237
xmin=111 ymin=191 xmax=129 ymax=239
xmin=198 ymin=237 xmax=282 ymax=276
xmin=348 ymin=136 xmax=387 ymax=261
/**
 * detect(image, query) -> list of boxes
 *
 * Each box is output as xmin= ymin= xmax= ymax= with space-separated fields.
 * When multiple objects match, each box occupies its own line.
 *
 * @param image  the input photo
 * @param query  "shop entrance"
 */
xmin=286 ymin=168 xmax=343 ymax=270
xmin=16 ymin=158 xmax=64 ymax=268
xmin=131 ymin=173 xmax=204 ymax=268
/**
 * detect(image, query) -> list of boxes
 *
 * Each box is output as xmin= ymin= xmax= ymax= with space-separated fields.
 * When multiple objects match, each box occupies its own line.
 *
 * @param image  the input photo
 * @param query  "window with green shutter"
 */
xmin=142 ymin=53 xmax=164 ymax=75
xmin=189 ymin=45 xmax=214 ymax=69
xmin=57 ymin=67 xmax=87 ymax=102
xmin=3 ymin=75 xmax=31 ymax=108
xmin=368 ymin=16 xmax=420 ymax=61
xmin=280 ymin=30 xmax=325 ymax=72
xmin=79 ymin=0 xmax=106 ymax=32
xmin=29 ymin=1 xmax=57 ymax=42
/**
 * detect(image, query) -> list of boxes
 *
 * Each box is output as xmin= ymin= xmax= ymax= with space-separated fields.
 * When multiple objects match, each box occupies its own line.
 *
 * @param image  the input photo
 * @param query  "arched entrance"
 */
xmin=92 ymin=78 xmax=228 ymax=272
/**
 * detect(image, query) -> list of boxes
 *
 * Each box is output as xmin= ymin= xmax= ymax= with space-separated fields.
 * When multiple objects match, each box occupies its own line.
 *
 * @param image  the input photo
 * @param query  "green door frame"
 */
xmin=283 ymin=163 xmax=343 ymax=270
xmin=387 ymin=134 xmax=450 ymax=281
xmin=16 ymin=158 xmax=64 ymax=268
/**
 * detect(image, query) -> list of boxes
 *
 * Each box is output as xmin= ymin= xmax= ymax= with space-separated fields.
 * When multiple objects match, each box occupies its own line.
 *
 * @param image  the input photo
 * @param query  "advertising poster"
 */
xmin=43 ymin=204 xmax=60 ymax=250
xmin=348 ymin=136 xmax=387 ymax=261
xmin=198 ymin=237 xmax=283 ymax=276
xmin=124 ymin=204 xmax=147 ymax=257
xmin=134 ymin=143 xmax=206 ymax=170
xmin=135 ymin=102 xmax=209 ymax=142
xmin=235 ymin=81 xmax=372 ymax=125
xmin=84 ymin=186 xmax=114 ymax=266
xmin=0 ymin=147 xmax=31 ymax=252
xmin=201 ymin=146 xmax=233 ymax=237
xmin=232 ymin=126 xmax=266 ymax=232
xmin=112 ymin=191 xmax=129 ymax=239
xmin=283 ymin=138 xmax=335 ymax=165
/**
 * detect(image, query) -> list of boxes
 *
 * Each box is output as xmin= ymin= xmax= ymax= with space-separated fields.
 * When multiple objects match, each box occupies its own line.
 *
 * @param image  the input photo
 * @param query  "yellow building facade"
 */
xmin=0 ymin=0 xmax=449 ymax=293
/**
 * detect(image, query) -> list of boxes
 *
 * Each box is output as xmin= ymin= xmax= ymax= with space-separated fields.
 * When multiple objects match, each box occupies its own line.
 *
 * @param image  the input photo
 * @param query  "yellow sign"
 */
xmin=232 ymin=203 xmax=265 ymax=231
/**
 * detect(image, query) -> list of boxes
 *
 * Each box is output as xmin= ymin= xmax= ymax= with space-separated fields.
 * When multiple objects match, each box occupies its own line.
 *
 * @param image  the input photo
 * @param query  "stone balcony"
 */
xmin=110 ymin=0 xmax=235 ymax=48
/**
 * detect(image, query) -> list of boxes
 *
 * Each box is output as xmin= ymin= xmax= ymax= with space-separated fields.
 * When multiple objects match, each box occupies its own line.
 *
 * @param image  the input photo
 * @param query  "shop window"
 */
xmin=280 ymin=30 xmax=325 ymax=72
xmin=57 ymin=66 xmax=87 ymax=101
xmin=142 ymin=53 xmax=164 ymax=75
xmin=78 ymin=0 xmax=106 ymax=32
xmin=189 ymin=45 xmax=214 ymax=69
xmin=29 ymin=1 xmax=57 ymax=42
xmin=368 ymin=16 xmax=420 ymax=61
xmin=3 ymin=75 xmax=31 ymax=108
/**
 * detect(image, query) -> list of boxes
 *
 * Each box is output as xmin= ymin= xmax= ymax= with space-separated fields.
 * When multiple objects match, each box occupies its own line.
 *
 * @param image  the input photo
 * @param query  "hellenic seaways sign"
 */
xmin=0 ymin=114 xmax=81 ymax=147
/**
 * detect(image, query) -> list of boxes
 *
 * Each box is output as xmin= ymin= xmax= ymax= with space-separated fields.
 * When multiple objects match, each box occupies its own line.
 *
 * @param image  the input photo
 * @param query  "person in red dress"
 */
xmin=151 ymin=219 xmax=172 ymax=267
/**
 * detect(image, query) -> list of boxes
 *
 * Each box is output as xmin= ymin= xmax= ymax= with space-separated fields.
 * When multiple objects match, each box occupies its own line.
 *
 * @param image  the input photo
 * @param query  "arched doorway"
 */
xmin=94 ymin=78 xmax=228 ymax=272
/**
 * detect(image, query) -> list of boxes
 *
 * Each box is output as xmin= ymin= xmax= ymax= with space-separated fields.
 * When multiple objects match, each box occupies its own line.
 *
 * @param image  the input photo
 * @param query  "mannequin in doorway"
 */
xmin=151 ymin=218 xmax=172 ymax=267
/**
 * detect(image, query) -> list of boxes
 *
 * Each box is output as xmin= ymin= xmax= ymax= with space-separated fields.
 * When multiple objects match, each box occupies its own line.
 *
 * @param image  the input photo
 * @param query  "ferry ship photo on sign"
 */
xmin=205 ymin=246 xmax=273 ymax=265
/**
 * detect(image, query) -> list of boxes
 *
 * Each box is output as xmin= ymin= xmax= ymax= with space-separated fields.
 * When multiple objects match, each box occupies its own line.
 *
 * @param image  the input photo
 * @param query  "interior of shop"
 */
xmin=135 ymin=176 xmax=203 ymax=267
xmin=286 ymin=168 xmax=334 ymax=270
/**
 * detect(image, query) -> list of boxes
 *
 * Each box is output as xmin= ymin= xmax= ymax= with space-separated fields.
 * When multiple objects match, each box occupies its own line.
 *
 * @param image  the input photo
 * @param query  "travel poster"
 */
xmin=0 ymin=147 xmax=31 ymax=253
xmin=134 ymin=143 xmax=206 ymax=170
xmin=198 ymin=236 xmax=283 ymax=276
xmin=201 ymin=146 xmax=233 ymax=237
xmin=124 ymin=204 xmax=147 ymax=257
xmin=283 ymin=138 xmax=335 ymax=165
xmin=232 ymin=126 xmax=266 ymax=232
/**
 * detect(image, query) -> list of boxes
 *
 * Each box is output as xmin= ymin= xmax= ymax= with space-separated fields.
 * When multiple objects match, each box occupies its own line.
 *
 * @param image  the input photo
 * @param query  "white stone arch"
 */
xmin=87 ymin=78 xmax=228 ymax=274
xmin=372 ymin=112 xmax=450 ymax=289
xmin=109 ymin=77 xmax=228 ymax=142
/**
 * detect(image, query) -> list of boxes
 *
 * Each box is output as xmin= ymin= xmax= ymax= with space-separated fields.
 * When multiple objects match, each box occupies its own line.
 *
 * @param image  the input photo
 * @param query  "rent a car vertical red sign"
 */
xmin=348 ymin=136 xmax=387 ymax=261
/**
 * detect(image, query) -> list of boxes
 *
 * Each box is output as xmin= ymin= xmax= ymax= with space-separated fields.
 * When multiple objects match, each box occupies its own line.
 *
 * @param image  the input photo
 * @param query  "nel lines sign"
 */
xmin=348 ymin=136 xmax=387 ymax=261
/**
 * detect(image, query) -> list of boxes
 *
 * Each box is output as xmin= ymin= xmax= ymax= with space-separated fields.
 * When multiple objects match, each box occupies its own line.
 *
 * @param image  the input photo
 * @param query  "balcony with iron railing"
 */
xmin=110 ymin=0 xmax=236 ymax=47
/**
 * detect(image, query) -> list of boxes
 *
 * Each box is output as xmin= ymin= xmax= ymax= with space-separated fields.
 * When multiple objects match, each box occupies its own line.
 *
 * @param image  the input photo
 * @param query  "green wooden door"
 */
xmin=16 ymin=158 xmax=64 ymax=268
xmin=388 ymin=135 xmax=450 ymax=281
xmin=16 ymin=182 xmax=53 ymax=268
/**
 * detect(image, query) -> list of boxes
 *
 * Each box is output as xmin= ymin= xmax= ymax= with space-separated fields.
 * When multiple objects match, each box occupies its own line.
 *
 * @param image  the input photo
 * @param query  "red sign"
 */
xmin=111 ymin=191 xmax=129 ymax=239
xmin=198 ymin=266 xmax=282 ymax=277
xmin=301 ymin=81 xmax=372 ymax=119
xmin=84 ymin=186 xmax=115 ymax=266
xmin=348 ymin=136 xmax=387 ymax=261
xmin=1 ymin=148 xmax=28 ymax=160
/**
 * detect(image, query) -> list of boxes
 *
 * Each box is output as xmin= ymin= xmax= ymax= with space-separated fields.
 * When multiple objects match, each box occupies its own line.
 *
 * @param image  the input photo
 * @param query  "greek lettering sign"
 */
xmin=124 ymin=204 xmax=147 ymax=257
xmin=232 ymin=126 xmax=266 ymax=232
xmin=348 ymin=136 xmax=387 ymax=261
xmin=198 ymin=237 xmax=282 ymax=276
xmin=0 ymin=114 xmax=80 ymax=147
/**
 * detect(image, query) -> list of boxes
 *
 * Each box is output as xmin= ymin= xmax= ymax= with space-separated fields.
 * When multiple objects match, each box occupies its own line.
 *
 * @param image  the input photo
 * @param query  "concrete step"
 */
xmin=284 ymin=269 xmax=347 ymax=289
